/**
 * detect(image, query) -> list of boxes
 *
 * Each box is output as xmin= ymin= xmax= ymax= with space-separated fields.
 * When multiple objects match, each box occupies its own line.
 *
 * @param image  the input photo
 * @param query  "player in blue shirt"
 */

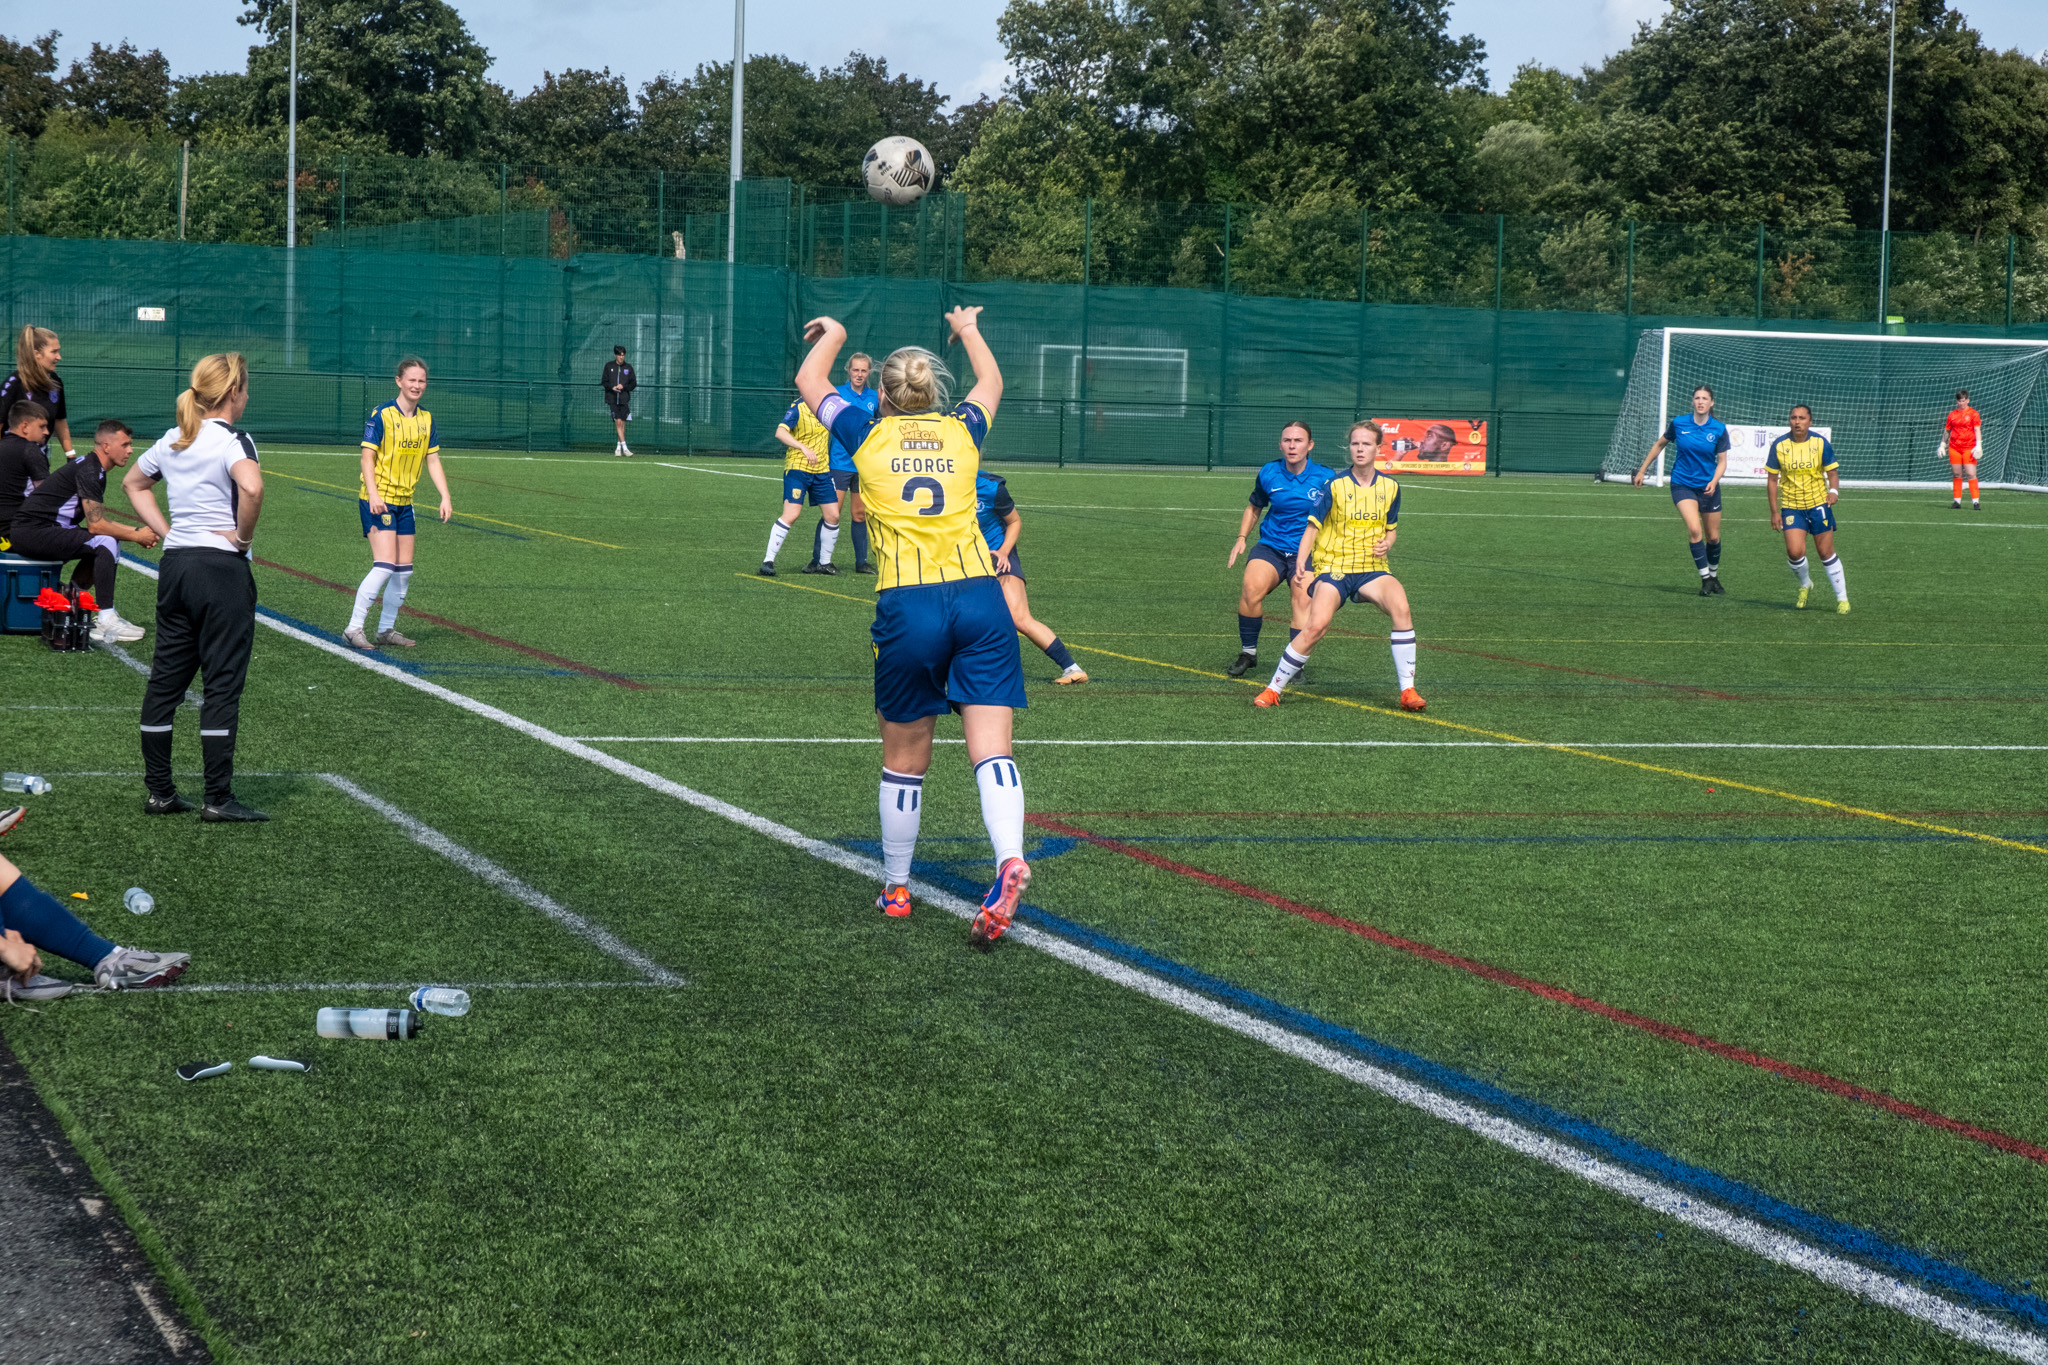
xmin=1633 ymin=383 xmax=1731 ymax=595
xmin=807 ymin=353 xmax=880 ymax=574
xmin=1227 ymin=421 xmax=1336 ymax=676
xmin=976 ymin=470 xmax=1088 ymax=684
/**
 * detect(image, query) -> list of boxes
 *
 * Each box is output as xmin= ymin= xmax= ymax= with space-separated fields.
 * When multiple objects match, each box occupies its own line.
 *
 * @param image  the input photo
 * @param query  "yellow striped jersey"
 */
xmin=360 ymin=402 xmax=437 ymax=505
xmin=1765 ymin=432 xmax=1837 ymax=510
xmin=780 ymin=400 xmax=831 ymax=473
xmin=825 ymin=396 xmax=996 ymax=592
xmin=1308 ymin=470 xmax=1402 ymax=574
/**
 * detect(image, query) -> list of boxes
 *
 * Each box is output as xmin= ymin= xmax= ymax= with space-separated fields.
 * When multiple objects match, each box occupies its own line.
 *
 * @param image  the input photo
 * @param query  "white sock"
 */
xmin=348 ymin=562 xmax=396 ymax=631
xmin=973 ymin=754 xmax=1025 ymax=866
xmin=879 ymin=769 xmax=923 ymax=883
xmin=765 ymin=520 xmax=793 ymax=561
xmin=1822 ymin=554 xmax=1847 ymax=599
xmin=1390 ymin=629 xmax=1417 ymax=690
xmin=1268 ymin=647 xmax=1309 ymax=694
xmin=378 ymin=566 xmax=414 ymax=633
xmin=819 ymin=522 xmax=841 ymax=563
xmin=1788 ymin=556 xmax=1812 ymax=588
xmin=97 ymin=607 xmax=118 ymax=627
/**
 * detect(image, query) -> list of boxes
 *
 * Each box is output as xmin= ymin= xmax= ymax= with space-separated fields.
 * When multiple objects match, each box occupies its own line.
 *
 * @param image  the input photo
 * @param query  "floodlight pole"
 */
xmin=284 ymin=0 xmax=299 ymax=368
xmin=1877 ymin=0 xmax=1897 ymax=331
xmin=727 ymin=0 xmax=745 ymax=264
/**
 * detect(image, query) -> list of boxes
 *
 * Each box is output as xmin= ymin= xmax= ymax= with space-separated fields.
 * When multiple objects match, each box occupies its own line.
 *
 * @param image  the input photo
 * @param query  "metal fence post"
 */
xmin=1355 ymin=206 xmax=1369 ymax=417
xmin=652 ymin=252 xmax=664 ymax=451
xmin=499 ymin=162 xmax=508 ymax=257
xmin=1624 ymin=219 xmax=1636 ymax=318
xmin=656 ymin=169 xmax=665 ymax=258
xmin=1490 ymin=215 xmax=1504 ymax=472
xmin=1077 ymin=198 xmax=1092 ymax=466
xmin=2006 ymin=234 xmax=2017 ymax=330
xmin=1754 ymin=223 xmax=1766 ymax=322
xmin=1493 ymin=213 xmax=1505 ymax=311
xmin=338 ymin=155 xmax=348 ymax=237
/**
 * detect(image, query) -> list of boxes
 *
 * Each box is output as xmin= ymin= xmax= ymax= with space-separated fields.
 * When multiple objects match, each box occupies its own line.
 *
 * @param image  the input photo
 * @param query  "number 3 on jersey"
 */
xmin=902 ymin=476 xmax=946 ymax=515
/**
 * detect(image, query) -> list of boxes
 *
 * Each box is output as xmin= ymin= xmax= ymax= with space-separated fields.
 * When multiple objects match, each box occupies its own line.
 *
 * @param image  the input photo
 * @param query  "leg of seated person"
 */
xmin=0 ymin=854 xmax=116 ymax=971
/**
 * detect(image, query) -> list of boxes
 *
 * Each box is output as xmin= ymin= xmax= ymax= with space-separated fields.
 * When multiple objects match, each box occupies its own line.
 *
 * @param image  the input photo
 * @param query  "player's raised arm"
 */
xmin=796 ymin=317 xmax=847 ymax=414
xmin=947 ymin=306 xmax=1002 ymax=418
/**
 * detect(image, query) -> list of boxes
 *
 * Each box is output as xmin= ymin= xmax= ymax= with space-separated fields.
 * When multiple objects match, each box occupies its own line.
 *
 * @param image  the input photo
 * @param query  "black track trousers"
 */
xmin=140 ymin=548 xmax=257 ymax=803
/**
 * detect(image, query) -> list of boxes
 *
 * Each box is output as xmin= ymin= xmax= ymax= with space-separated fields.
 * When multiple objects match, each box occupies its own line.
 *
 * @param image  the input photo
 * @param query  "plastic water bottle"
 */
xmin=123 ymin=888 xmax=154 ymax=915
xmin=316 ymin=1007 xmax=422 ymax=1040
xmin=2 ymin=773 xmax=51 ymax=795
xmin=408 ymin=986 xmax=470 ymax=1018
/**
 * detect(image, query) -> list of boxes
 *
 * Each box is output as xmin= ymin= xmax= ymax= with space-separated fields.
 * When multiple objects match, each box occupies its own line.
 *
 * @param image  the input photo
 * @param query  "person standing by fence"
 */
xmin=604 ymin=346 xmax=637 ymax=457
xmin=0 ymin=326 xmax=72 ymax=463
xmin=122 ymin=353 xmax=271 ymax=823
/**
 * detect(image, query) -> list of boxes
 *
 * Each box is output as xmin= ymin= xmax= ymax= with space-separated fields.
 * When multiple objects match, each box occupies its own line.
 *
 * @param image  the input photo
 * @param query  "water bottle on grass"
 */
xmin=409 ymin=986 xmax=470 ymax=1018
xmin=316 ymin=1008 xmax=421 ymax=1040
xmin=123 ymin=888 xmax=154 ymax=915
xmin=3 ymin=774 xmax=51 ymax=795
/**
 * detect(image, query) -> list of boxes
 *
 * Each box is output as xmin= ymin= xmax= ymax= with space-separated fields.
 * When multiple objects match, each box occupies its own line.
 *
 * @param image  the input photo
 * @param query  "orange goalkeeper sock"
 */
xmin=1952 ymin=474 xmax=1964 ymax=501
xmin=1969 ymin=477 xmax=1980 ymax=501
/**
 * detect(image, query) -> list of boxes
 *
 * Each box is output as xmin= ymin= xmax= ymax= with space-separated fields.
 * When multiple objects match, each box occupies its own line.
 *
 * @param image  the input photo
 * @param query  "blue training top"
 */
xmin=827 ymin=382 xmax=881 ymax=473
xmin=1248 ymin=458 xmax=1337 ymax=553
xmin=1662 ymin=414 xmax=1731 ymax=488
xmin=974 ymin=471 xmax=1014 ymax=554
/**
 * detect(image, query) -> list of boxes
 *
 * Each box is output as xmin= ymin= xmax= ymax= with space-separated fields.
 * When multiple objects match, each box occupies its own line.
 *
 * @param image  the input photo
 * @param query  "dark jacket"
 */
xmin=14 ymin=452 xmax=105 ymax=530
xmin=603 ymin=361 xmax=637 ymax=404
xmin=0 ymin=431 xmax=51 ymax=534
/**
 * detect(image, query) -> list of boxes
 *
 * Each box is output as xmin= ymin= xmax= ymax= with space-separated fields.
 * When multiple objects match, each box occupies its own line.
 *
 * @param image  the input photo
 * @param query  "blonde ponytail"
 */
xmin=880 ymin=346 xmax=950 ymax=414
xmin=14 ymin=325 xmax=57 ymax=393
xmin=173 ymin=352 xmax=249 ymax=450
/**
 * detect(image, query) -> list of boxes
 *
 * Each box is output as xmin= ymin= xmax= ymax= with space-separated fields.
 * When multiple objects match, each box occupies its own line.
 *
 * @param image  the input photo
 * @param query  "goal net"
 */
xmin=1601 ymin=329 xmax=2048 ymax=491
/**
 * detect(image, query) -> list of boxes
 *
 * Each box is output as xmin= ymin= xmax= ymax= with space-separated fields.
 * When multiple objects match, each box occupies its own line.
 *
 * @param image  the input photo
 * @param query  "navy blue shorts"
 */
xmin=830 ymin=469 xmax=858 ymax=493
xmin=1314 ymin=569 xmax=1389 ymax=603
xmin=872 ymin=578 xmax=1027 ymax=723
xmin=359 ymin=500 xmax=416 ymax=537
xmin=1248 ymin=543 xmax=1298 ymax=583
xmin=1671 ymin=483 xmax=1722 ymax=513
xmin=997 ymin=548 xmax=1025 ymax=583
xmin=783 ymin=470 xmax=839 ymax=506
xmin=1781 ymin=504 xmax=1836 ymax=535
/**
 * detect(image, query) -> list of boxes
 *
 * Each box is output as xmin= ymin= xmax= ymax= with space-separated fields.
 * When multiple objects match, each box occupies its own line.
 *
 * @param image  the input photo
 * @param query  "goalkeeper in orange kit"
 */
xmin=1945 ymin=389 xmax=1982 ymax=511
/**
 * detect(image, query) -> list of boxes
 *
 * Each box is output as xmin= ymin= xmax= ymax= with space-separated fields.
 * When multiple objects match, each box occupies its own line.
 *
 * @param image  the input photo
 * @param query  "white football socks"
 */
xmin=765 ymin=520 xmax=793 ymax=561
xmin=348 ymin=561 xmax=396 ymax=631
xmin=1390 ymin=629 xmax=1417 ymax=690
xmin=1787 ymin=555 xmax=1813 ymax=588
xmin=973 ymin=754 xmax=1025 ymax=866
xmin=879 ymin=769 xmax=924 ymax=884
xmin=1821 ymin=554 xmax=1847 ymax=599
xmin=378 ymin=566 xmax=414 ymax=633
xmin=819 ymin=522 xmax=841 ymax=563
xmin=1268 ymin=647 xmax=1309 ymax=694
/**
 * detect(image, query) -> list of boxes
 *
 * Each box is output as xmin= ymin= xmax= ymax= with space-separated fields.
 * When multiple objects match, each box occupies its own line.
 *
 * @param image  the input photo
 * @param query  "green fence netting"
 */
xmin=7 ymin=233 xmax=2047 ymax=471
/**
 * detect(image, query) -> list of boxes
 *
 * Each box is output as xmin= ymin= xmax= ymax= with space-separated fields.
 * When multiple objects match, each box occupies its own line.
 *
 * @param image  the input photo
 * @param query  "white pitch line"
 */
xmin=654 ymin=461 xmax=779 ymax=481
xmin=313 ymin=774 xmax=685 ymax=986
xmin=168 ymin=980 xmax=677 ymax=994
xmin=567 ymin=736 xmax=2048 ymax=752
xmin=95 ymin=640 xmax=201 ymax=706
xmin=108 ymin=562 xmax=2048 ymax=1361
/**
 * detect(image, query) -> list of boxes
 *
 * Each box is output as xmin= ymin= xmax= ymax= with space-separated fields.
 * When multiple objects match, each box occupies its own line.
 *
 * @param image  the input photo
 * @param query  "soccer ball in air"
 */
xmin=863 ymin=136 xmax=935 ymax=206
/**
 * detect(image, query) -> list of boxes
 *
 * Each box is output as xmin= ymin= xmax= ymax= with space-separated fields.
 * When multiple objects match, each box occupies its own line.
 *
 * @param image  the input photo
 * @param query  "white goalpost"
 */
xmin=1601 ymin=328 xmax=2048 ymax=492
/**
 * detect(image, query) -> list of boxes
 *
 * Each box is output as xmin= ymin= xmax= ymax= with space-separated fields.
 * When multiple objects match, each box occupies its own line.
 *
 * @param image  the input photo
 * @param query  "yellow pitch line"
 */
xmin=270 ymin=469 xmax=625 ymax=549
xmin=736 ymin=572 xmax=874 ymax=605
xmin=1065 ymin=643 xmax=2048 ymax=857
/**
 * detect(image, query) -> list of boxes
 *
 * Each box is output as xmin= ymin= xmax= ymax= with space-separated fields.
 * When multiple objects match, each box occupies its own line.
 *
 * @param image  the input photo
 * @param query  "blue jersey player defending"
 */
xmin=799 ymin=306 xmax=1032 ymax=949
xmin=807 ymin=353 xmax=879 ymax=574
xmin=976 ymin=470 xmax=1088 ymax=684
xmin=1633 ymin=383 xmax=1731 ymax=596
xmin=1226 ymin=421 xmax=1335 ymax=676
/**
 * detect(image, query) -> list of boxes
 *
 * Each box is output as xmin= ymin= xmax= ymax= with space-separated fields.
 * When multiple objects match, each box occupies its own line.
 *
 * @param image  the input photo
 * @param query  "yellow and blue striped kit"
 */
xmin=360 ymin=403 xmax=438 ymax=505
xmin=1765 ymin=433 xmax=1837 ymax=510
xmin=1309 ymin=470 xmax=1402 ymax=574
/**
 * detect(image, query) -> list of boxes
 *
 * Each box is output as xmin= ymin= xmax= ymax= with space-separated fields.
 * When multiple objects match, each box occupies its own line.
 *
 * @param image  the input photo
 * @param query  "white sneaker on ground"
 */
xmin=619 ymin=444 xmax=634 ymax=458
xmin=93 ymin=612 xmax=145 ymax=643
xmin=93 ymin=946 xmax=190 ymax=990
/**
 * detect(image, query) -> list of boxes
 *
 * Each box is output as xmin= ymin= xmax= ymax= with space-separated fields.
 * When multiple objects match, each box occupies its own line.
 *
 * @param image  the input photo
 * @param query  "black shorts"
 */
xmin=608 ymin=399 xmax=631 ymax=421
xmin=7 ymin=522 xmax=105 ymax=565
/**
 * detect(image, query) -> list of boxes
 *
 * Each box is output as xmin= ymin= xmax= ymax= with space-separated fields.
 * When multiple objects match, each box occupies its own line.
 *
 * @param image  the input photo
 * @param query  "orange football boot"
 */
xmin=1399 ymin=687 xmax=1427 ymax=712
xmin=876 ymin=885 xmax=912 ymax=918
xmin=969 ymin=857 xmax=1030 ymax=946
xmin=1253 ymin=688 xmax=1282 ymax=707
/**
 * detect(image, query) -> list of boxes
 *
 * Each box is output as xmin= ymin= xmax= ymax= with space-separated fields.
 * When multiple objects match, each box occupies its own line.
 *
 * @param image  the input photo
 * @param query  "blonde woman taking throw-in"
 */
xmin=0 ymin=326 xmax=72 ymax=460
xmin=123 ymin=353 xmax=270 ymax=822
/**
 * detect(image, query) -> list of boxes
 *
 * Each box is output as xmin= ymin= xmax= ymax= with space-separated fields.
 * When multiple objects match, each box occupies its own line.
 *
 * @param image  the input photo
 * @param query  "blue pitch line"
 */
xmin=883 ymin=850 xmax=2048 ymax=1332
xmin=289 ymin=483 xmax=530 ymax=539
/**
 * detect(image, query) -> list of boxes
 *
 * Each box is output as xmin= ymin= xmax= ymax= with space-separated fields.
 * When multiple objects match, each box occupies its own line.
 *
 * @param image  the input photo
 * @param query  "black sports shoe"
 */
xmin=1226 ymin=650 xmax=1258 ymax=678
xmin=1698 ymin=578 xmax=1715 ymax=596
xmin=816 ymin=563 xmax=839 ymax=576
xmin=853 ymin=562 xmax=877 ymax=575
xmin=144 ymin=791 xmax=196 ymax=816
xmin=758 ymin=561 xmax=776 ymax=577
xmin=800 ymin=561 xmax=823 ymax=574
xmin=201 ymin=798 xmax=269 ymax=823
xmin=1708 ymin=575 xmax=1726 ymax=595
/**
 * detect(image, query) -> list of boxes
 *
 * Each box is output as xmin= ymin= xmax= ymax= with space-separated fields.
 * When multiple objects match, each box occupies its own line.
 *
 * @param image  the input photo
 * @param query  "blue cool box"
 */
xmin=1 ymin=556 xmax=64 ymax=634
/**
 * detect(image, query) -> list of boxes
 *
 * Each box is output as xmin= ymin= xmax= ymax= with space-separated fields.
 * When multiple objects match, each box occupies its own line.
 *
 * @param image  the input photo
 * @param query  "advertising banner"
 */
xmin=1376 ymin=418 xmax=1487 ymax=475
xmin=1722 ymin=423 xmax=1832 ymax=481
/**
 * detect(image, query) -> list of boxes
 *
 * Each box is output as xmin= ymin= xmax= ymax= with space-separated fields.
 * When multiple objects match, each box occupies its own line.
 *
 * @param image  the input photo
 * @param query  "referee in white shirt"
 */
xmin=122 ymin=353 xmax=269 ymax=822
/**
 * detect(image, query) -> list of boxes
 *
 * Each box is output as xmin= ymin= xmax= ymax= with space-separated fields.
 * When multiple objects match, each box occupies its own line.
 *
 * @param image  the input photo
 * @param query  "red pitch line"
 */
xmin=1026 ymin=812 xmax=2048 ymax=1167
xmin=253 ymin=557 xmax=648 ymax=690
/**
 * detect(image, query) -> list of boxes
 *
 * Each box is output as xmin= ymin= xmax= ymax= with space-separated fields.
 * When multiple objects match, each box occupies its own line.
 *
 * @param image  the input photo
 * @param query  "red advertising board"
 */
xmin=1375 ymin=418 xmax=1488 ymax=475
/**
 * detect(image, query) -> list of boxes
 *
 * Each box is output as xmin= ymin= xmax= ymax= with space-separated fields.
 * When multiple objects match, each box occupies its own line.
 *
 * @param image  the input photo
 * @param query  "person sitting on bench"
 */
xmin=7 ymin=419 xmax=159 ymax=643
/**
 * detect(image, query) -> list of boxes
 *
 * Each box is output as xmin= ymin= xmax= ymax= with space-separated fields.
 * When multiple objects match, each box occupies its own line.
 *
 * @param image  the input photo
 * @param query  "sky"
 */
xmin=28 ymin=0 xmax=2048 ymax=111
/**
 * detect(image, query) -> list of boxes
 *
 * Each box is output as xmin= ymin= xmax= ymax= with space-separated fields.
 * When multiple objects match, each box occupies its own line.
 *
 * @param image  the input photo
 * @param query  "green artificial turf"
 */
xmin=2 ymin=446 xmax=2044 ymax=1362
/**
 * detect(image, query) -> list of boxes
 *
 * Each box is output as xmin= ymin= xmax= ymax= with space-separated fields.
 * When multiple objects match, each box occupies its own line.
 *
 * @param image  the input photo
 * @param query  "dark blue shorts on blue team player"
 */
xmin=871 ymin=578 xmax=1028 ymax=723
xmin=1248 ymin=542 xmax=1298 ymax=581
xmin=1313 ymin=569 xmax=1389 ymax=603
xmin=1781 ymin=504 xmax=1836 ymax=535
xmin=997 ymin=548 xmax=1025 ymax=583
xmin=1671 ymin=483 xmax=1722 ymax=513
xmin=358 ymin=500 xmax=416 ymax=537
xmin=783 ymin=470 xmax=839 ymax=506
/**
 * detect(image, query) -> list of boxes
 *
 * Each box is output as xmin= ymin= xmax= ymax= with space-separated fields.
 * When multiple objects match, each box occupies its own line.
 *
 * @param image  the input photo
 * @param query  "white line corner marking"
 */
xmin=114 ymin=556 xmax=2048 ymax=1363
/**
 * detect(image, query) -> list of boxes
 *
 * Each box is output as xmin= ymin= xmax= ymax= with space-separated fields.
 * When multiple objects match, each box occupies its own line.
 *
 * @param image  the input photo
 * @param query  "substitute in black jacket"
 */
xmin=603 ymin=347 xmax=637 ymax=457
xmin=9 ymin=419 xmax=160 ymax=643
